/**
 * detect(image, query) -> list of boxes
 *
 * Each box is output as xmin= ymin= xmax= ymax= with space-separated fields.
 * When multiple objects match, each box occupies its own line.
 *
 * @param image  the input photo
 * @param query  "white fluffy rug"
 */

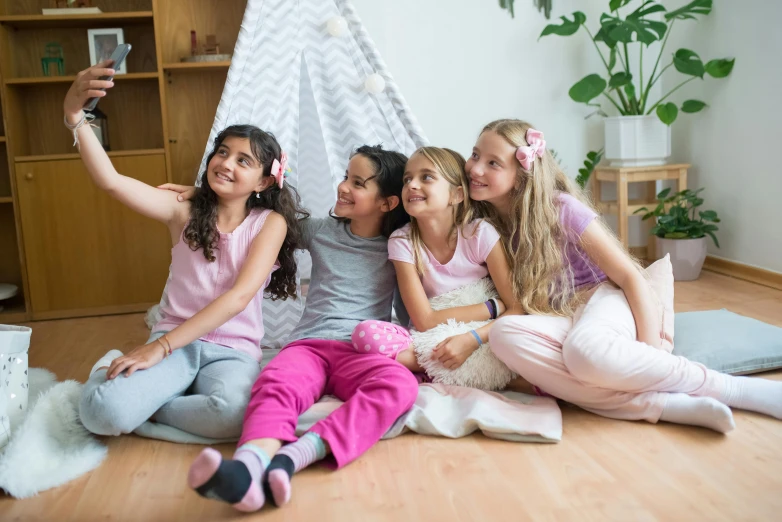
xmin=412 ymin=278 xmax=516 ymax=390
xmin=0 ymin=369 xmax=107 ymax=499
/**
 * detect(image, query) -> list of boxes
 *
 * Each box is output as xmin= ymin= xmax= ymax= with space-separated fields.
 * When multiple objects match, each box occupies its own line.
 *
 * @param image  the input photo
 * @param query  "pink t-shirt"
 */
xmin=388 ymin=220 xmax=501 ymax=298
xmin=153 ymin=208 xmax=278 ymax=361
xmin=557 ymin=192 xmax=607 ymax=288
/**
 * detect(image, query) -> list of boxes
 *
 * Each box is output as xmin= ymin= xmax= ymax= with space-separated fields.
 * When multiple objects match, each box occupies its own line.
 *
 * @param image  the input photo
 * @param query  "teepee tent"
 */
xmin=152 ymin=0 xmax=428 ymax=349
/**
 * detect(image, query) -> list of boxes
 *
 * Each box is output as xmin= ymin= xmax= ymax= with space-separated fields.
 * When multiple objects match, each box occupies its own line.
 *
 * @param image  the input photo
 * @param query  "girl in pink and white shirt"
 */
xmin=352 ymin=146 xmax=522 ymax=372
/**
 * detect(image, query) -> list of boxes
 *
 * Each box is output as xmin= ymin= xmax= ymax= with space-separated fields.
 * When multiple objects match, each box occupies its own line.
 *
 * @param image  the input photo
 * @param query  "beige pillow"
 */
xmin=644 ymin=254 xmax=675 ymax=352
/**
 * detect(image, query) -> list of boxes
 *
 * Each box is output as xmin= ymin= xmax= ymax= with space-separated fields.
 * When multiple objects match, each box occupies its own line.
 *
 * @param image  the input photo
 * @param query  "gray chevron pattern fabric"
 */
xmin=181 ymin=0 xmax=428 ymax=349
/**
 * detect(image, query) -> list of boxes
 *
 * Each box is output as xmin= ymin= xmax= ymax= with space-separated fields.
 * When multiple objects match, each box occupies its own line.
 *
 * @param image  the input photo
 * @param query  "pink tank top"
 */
xmin=154 ymin=208 xmax=278 ymax=361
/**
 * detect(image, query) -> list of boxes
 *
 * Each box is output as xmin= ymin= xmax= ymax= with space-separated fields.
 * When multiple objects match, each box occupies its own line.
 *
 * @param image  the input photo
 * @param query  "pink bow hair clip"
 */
xmin=271 ymin=151 xmax=291 ymax=189
xmin=515 ymin=129 xmax=546 ymax=171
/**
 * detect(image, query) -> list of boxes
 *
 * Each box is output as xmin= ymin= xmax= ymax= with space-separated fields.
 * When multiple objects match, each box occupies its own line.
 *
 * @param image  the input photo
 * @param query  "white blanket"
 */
xmin=0 ymin=369 xmax=561 ymax=498
xmin=135 ymin=384 xmax=562 ymax=445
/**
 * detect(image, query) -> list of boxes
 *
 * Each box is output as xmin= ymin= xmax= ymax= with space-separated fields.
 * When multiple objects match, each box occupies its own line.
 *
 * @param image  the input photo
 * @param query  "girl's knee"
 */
xmin=562 ymin=327 xmax=616 ymax=385
xmin=79 ymin=389 xmax=137 ymax=436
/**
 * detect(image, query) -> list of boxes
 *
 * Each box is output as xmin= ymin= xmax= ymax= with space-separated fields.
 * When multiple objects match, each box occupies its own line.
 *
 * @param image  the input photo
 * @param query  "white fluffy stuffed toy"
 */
xmin=411 ymin=278 xmax=516 ymax=391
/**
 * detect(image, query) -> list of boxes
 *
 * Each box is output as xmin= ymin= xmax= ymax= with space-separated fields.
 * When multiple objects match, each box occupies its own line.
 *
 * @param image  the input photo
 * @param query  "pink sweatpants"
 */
xmin=350 ymin=320 xmax=412 ymax=359
xmin=488 ymin=284 xmax=726 ymax=423
xmin=239 ymin=339 xmax=419 ymax=468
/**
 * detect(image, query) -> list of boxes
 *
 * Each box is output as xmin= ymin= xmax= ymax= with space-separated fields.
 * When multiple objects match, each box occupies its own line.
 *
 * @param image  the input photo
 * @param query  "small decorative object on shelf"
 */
xmin=204 ymin=35 xmax=220 ymax=55
xmin=0 ymin=283 xmax=18 ymax=313
xmin=88 ymin=107 xmax=110 ymax=151
xmin=182 ymin=30 xmax=231 ymax=63
xmin=41 ymin=43 xmax=65 ymax=76
xmin=43 ymin=0 xmax=101 ymax=15
xmin=87 ymin=28 xmax=126 ymax=73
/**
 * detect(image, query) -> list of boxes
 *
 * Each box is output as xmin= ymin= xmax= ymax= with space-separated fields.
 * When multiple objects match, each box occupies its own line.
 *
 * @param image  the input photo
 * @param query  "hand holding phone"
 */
xmin=84 ymin=43 xmax=132 ymax=111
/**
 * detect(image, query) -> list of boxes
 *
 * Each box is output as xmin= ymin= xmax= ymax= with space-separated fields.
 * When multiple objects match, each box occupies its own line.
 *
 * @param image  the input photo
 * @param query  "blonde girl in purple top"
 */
xmin=63 ymin=63 xmax=307 ymax=441
xmin=472 ymin=119 xmax=782 ymax=433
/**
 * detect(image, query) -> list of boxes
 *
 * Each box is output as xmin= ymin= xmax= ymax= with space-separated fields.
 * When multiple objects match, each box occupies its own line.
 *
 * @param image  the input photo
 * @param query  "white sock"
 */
xmin=90 ymin=349 xmax=123 ymax=376
xmin=716 ymin=375 xmax=782 ymax=419
xmin=660 ymin=393 xmax=735 ymax=433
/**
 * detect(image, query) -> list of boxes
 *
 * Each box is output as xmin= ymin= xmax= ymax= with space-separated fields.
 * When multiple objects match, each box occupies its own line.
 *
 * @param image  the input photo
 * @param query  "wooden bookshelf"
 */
xmin=0 ymin=11 xmax=153 ymax=29
xmin=0 ymin=0 xmax=246 ymax=322
xmin=4 ymin=71 xmax=159 ymax=85
xmin=163 ymin=61 xmax=231 ymax=71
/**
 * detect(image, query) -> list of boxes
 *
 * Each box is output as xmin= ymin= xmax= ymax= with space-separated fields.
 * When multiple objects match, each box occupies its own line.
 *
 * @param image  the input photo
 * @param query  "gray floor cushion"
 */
xmin=673 ymin=309 xmax=782 ymax=375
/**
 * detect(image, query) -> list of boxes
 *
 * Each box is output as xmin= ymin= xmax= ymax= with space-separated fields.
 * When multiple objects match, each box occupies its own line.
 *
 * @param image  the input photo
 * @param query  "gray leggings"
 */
xmin=79 ymin=332 xmax=260 ymax=440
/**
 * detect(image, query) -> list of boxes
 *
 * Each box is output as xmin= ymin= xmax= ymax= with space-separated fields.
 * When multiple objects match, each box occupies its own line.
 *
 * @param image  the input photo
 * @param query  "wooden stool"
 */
xmin=591 ymin=163 xmax=689 ymax=260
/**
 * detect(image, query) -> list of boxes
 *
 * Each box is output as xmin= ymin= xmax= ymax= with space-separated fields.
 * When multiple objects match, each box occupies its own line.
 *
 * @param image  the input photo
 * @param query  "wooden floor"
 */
xmin=2 ymin=270 xmax=782 ymax=521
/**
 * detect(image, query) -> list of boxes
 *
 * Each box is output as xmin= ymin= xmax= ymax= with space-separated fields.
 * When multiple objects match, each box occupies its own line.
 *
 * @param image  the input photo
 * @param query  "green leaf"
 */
xmin=608 ymin=47 xmax=617 ymax=71
xmin=702 ymin=224 xmax=719 ymax=232
xmin=706 ymin=230 xmax=720 ymax=247
xmin=575 ymin=148 xmax=604 ymax=188
xmin=705 ymin=58 xmax=735 ymax=78
xmin=673 ymin=49 xmax=705 ymax=78
xmin=569 ymin=74 xmax=607 ymax=103
xmin=665 ymin=0 xmax=712 ymax=21
xmin=681 ymin=100 xmax=707 ymax=113
xmin=594 ymin=24 xmax=618 ymax=49
xmin=609 ymin=0 xmax=632 ymax=11
xmin=602 ymin=2 xmax=668 ymax=46
xmin=699 ymin=210 xmax=719 ymax=221
xmin=656 ymin=102 xmax=678 ymax=125
xmin=665 ymin=232 xmax=690 ymax=239
xmin=540 ymin=11 xmax=586 ymax=38
xmin=624 ymin=83 xmax=637 ymax=101
xmin=609 ymin=72 xmax=632 ymax=88
xmin=498 ymin=0 xmax=515 ymax=17
xmin=657 ymin=188 xmax=672 ymax=200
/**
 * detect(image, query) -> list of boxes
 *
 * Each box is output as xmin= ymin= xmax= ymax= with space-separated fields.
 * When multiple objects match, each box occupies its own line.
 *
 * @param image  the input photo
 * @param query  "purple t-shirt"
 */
xmin=557 ymin=192 xmax=607 ymax=288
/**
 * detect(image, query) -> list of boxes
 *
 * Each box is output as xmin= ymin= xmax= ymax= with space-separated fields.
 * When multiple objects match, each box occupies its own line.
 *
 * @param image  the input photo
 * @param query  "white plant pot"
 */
xmin=656 ymin=237 xmax=708 ymax=281
xmin=604 ymin=115 xmax=671 ymax=167
xmin=0 ymin=325 xmax=31 ymax=448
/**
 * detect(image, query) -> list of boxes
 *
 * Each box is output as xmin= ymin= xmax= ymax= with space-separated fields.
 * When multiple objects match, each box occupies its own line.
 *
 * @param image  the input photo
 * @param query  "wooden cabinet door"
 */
xmin=15 ymin=154 xmax=171 ymax=318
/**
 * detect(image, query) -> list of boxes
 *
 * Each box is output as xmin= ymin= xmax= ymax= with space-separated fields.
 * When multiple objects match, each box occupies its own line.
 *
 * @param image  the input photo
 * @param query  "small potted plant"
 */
xmin=635 ymin=187 xmax=719 ymax=280
xmin=538 ymin=0 xmax=735 ymax=167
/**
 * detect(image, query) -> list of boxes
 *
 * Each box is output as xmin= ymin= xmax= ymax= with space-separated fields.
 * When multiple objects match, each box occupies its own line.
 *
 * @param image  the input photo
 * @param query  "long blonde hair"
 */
xmin=480 ymin=119 xmax=641 ymax=317
xmin=406 ymin=147 xmax=479 ymax=275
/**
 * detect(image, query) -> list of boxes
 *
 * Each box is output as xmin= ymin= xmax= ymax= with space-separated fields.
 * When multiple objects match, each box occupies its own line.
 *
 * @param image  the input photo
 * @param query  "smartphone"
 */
xmin=84 ymin=43 xmax=132 ymax=112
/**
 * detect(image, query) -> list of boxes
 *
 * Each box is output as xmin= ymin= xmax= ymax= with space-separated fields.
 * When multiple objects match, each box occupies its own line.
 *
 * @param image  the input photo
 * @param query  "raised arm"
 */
xmin=108 ymin=212 xmax=288 ymax=378
xmin=64 ymin=62 xmax=187 ymax=228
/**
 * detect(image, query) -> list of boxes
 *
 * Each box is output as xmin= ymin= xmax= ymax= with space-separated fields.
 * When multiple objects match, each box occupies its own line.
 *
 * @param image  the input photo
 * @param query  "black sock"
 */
xmin=262 ymin=454 xmax=295 ymax=507
xmin=194 ymin=459 xmax=252 ymax=505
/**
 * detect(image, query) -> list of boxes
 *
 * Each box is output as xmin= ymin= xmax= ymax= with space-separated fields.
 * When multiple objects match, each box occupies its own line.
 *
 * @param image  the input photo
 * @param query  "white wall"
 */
xmin=351 ymin=0 xmax=607 ymax=189
xmin=351 ymin=0 xmax=661 ymax=248
xmin=659 ymin=0 xmax=782 ymax=273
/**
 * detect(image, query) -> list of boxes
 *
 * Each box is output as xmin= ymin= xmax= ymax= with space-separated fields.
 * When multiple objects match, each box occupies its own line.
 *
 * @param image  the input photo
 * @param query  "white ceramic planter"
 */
xmin=604 ymin=115 xmax=671 ymax=167
xmin=656 ymin=237 xmax=708 ymax=281
xmin=0 ymin=325 xmax=31 ymax=448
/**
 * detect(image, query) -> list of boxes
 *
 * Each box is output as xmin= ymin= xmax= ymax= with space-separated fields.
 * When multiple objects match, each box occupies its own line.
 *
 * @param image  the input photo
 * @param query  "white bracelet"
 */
xmin=63 ymin=112 xmax=95 ymax=148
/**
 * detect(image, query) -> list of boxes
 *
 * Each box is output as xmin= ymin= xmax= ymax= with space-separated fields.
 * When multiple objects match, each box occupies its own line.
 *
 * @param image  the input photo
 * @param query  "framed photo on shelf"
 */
xmin=87 ymin=28 xmax=126 ymax=73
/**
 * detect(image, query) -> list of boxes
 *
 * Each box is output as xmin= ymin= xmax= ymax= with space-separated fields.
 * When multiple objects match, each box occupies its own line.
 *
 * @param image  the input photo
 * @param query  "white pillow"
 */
xmin=412 ymin=278 xmax=516 ymax=391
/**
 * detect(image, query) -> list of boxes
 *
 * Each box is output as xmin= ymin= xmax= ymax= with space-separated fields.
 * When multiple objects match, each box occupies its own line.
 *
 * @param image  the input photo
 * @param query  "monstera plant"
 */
xmin=539 ymin=0 xmax=735 ymax=125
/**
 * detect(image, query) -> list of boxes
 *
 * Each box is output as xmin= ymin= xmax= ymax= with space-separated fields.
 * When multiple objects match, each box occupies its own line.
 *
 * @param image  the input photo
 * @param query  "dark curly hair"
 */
xmin=183 ymin=125 xmax=309 ymax=300
xmin=330 ymin=144 xmax=410 ymax=237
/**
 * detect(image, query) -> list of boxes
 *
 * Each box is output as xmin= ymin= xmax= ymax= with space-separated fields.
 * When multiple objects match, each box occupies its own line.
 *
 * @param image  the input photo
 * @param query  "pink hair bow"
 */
xmin=271 ymin=151 xmax=290 ymax=189
xmin=515 ymin=129 xmax=546 ymax=171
